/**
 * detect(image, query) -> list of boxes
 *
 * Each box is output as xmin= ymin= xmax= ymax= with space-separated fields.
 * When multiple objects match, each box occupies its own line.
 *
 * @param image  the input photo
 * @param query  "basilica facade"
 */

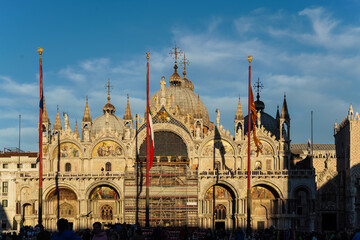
xmin=2 ymin=51 xmax=358 ymax=233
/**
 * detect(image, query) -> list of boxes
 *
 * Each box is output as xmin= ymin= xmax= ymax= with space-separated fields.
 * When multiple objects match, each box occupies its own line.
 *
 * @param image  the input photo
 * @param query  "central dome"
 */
xmin=91 ymin=114 xmax=124 ymax=137
xmin=150 ymin=85 xmax=210 ymax=127
xmin=91 ymin=96 xmax=124 ymax=137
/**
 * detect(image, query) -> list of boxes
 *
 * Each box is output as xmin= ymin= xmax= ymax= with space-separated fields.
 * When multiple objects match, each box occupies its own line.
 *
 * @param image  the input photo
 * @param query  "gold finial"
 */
xmin=169 ymin=40 xmax=182 ymax=63
xmin=146 ymin=52 xmax=150 ymax=60
xmin=104 ymin=78 xmax=113 ymax=102
xmin=248 ymin=55 xmax=253 ymax=64
xmin=38 ymin=47 xmax=43 ymax=56
xmin=180 ymin=53 xmax=190 ymax=73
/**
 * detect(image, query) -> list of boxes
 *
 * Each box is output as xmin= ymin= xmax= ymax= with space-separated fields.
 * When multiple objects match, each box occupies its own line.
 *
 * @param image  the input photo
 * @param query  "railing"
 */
xmin=198 ymin=169 xmax=314 ymax=177
xmin=18 ymin=169 xmax=314 ymax=179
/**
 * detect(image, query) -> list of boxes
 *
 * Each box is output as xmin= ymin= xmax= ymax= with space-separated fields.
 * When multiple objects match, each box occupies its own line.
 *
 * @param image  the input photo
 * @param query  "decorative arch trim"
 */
xmin=251 ymin=180 xmax=284 ymax=199
xmin=85 ymin=181 xmax=122 ymax=200
xmin=50 ymin=141 xmax=83 ymax=159
xmin=43 ymin=183 xmax=80 ymax=200
xmin=89 ymin=138 xmax=127 ymax=158
xmin=199 ymin=180 xmax=239 ymax=200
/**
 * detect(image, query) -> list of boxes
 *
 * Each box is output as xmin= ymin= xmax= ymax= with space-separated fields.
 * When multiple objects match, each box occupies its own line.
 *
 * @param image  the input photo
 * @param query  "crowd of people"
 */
xmin=1 ymin=220 xmax=360 ymax=240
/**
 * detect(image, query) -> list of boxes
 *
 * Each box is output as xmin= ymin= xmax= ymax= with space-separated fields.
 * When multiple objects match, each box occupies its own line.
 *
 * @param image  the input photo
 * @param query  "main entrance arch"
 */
xmin=251 ymin=184 xmax=281 ymax=230
xmin=45 ymin=187 xmax=78 ymax=230
xmin=202 ymin=184 xmax=236 ymax=230
xmin=89 ymin=185 xmax=120 ymax=224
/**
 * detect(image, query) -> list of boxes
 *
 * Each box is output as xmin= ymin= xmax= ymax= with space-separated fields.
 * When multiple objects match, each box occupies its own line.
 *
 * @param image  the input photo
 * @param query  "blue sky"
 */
xmin=1 ymin=0 xmax=360 ymax=152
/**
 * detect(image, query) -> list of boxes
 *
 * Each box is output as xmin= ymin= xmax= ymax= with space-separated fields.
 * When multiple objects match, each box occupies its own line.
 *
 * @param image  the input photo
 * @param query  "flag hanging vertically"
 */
xmin=148 ymin=107 xmax=155 ymax=170
xmin=37 ymin=47 xmax=44 ymax=226
xmin=249 ymin=84 xmax=263 ymax=156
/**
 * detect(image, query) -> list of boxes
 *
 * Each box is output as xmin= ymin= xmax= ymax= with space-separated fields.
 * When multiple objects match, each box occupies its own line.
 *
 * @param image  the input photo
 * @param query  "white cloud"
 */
xmin=58 ymin=67 xmax=86 ymax=82
xmin=0 ymin=75 xmax=37 ymax=97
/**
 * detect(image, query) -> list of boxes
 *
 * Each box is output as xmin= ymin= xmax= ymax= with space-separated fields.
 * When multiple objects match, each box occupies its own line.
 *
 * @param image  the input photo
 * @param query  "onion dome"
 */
xmin=254 ymin=78 xmax=265 ymax=112
xmin=255 ymin=99 xmax=265 ymax=112
xmin=180 ymin=53 xmax=194 ymax=91
xmin=182 ymin=73 xmax=194 ymax=91
xmin=169 ymin=64 xmax=182 ymax=87
xmin=91 ymin=80 xmax=123 ymax=137
xmin=103 ymin=95 xmax=116 ymax=114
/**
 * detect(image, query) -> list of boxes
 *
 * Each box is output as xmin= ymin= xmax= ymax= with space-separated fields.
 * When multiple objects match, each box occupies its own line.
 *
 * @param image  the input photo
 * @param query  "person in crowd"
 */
xmin=92 ymin=222 xmax=108 ymax=240
xmin=51 ymin=218 xmax=80 ymax=240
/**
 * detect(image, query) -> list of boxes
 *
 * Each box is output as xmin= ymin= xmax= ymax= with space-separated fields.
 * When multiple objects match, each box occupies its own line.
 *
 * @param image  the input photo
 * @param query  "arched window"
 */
xmin=105 ymin=162 xmax=111 ymax=171
xmin=101 ymin=205 xmax=113 ymax=220
xmin=65 ymin=163 xmax=71 ymax=172
xmin=215 ymin=204 xmax=226 ymax=220
xmin=139 ymin=131 xmax=188 ymax=163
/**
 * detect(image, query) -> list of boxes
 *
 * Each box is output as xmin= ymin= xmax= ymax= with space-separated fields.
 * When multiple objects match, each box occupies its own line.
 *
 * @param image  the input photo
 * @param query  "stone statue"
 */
xmin=63 ymin=112 xmax=70 ymax=132
xmin=196 ymin=126 xmax=201 ymax=139
xmin=216 ymin=109 xmax=220 ymax=127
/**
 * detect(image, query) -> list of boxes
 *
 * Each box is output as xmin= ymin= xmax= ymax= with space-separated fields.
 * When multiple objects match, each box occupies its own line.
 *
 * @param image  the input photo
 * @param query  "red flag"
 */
xmin=148 ymin=107 xmax=154 ymax=170
xmin=249 ymin=86 xmax=262 ymax=156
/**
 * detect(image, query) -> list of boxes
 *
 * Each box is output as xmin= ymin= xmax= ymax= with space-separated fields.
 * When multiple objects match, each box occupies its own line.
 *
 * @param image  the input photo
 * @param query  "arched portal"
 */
xmin=204 ymin=185 xmax=235 ymax=230
xmin=89 ymin=185 xmax=120 ymax=224
xmin=294 ymin=187 xmax=311 ymax=231
xmin=22 ymin=203 xmax=33 ymax=226
xmin=45 ymin=187 xmax=78 ymax=230
xmin=251 ymin=184 xmax=281 ymax=230
xmin=137 ymin=131 xmax=191 ymax=227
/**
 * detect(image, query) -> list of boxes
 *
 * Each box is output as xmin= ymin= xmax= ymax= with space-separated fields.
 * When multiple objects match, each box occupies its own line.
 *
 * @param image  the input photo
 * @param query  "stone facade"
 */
xmin=2 ymin=55 xmax=356 ymax=233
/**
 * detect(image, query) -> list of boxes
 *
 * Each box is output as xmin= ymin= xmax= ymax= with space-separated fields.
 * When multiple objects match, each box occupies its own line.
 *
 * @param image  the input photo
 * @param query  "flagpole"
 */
xmin=145 ymin=52 xmax=150 ymax=228
xmin=246 ymin=55 xmax=253 ymax=238
xmin=38 ymin=47 xmax=43 ymax=226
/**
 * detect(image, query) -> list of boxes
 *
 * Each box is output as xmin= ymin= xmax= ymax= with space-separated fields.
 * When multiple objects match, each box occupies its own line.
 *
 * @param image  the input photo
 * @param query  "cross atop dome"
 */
xmin=102 ymin=78 xmax=116 ymax=114
xmin=254 ymin=77 xmax=265 ymax=112
xmin=105 ymin=78 xmax=113 ymax=103
xmin=169 ymin=41 xmax=183 ymax=63
xmin=180 ymin=53 xmax=190 ymax=78
xmin=254 ymin=77 xmax=263 ymax=102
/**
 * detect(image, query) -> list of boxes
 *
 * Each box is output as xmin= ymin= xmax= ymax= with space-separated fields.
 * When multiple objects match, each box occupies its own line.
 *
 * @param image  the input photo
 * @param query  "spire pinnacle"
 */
xmin=82 ymin=97 xmax=92 ymax=122
xmin=74 ymin=120 xmax=79 ymax=138
xmin=194 ymin=95 xmax=203 ymax=119
xmin=53 ymin=105 xmax=62 ymax=131
xmin=42 ymin=96 xmax=49 ymax=123
xmin=123 ymin=94 xmax=133 ymax=120
xmin=281 ymin=94 xmax=290 ymax=119
xmin=276 ymin=105 xmax=280 ymax=119
xmin=235 ymin=96 xmax=244 ymax=120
